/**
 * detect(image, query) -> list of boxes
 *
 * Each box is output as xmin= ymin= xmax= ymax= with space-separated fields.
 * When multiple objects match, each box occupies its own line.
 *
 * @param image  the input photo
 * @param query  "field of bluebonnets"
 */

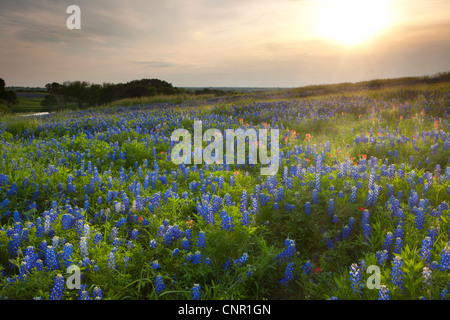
xmin=0 ymin=84 xmax=449 ymax=300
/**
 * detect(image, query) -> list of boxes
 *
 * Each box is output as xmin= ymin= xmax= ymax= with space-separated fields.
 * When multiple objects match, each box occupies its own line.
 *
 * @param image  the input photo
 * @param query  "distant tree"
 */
xmin=0 ymin=103 xmax=10 ymax=116
xmin=45 ymin=82 xmax=61 ymax=94
xmin=87 ymin=84 xmax=102 ymax=106
xmin=40 ymin=77 xmax=182 ymax=109
xmin=0 ymin=78 xmax=5 ymax=93
xmin=0 ymin=78 xmax=18 ymax=109
xmin=65 ymin=81 xmax=89 ymax=108
xmin=40 ymin=94 xmax=58 ymax=110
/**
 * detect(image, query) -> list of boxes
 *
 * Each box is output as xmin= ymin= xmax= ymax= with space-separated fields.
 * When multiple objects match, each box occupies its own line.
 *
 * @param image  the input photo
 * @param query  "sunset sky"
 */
xmin=1 ymin=0 xmax=449 ymax=88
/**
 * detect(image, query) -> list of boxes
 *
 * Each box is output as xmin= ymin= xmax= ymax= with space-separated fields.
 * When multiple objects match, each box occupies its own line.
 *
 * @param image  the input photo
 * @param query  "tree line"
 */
xmin=42 ymin=78 xmax=184 ymax=110
xmin=0 ymin=78 xmax=19 ymax=115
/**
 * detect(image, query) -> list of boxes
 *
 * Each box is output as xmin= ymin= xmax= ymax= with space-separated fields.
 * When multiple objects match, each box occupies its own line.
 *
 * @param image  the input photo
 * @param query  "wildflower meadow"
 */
xmin=0 ymin=84 xmax=449 ymax=301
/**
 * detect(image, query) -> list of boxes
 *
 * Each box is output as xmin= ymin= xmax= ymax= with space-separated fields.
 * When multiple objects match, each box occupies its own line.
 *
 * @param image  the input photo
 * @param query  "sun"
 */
xmin=315 ymin=0 xmax=391 ymax=46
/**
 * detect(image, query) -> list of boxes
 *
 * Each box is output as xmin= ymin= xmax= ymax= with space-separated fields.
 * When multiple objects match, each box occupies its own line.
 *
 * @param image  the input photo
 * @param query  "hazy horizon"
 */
xmin=1 ymin=0 xmax=449 ymax=88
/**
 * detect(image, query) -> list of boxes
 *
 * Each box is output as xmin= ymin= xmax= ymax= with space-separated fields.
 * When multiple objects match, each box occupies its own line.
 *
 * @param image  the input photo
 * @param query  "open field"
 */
xmin=0 ymin=82 xmax=449 ymax=300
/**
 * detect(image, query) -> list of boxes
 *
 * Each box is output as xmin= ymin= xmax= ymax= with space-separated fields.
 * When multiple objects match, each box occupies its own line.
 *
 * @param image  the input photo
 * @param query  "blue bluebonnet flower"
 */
xmin=378 ymin=285 xmax=391 ymax=300
xmin=44 ymin=215 xmax=52 ymax=235
xmin=151 ymin=260 xmax=161 ymax=269
xmin=35 ymin=259 xmax=44 ymax=271
xmin=361 ymin=209 xmax=371 ymax=241
xmin=223 ymin=258 xmax=233 ymax=271
xmin=172 ymin=248 xmax=179 ymax=256
xmin=162 ymin=224 xmax=183 ymax=246
xmin=251 ymin=195 xmax=259 ymax=214
xmin=224 ymin=193 xmax=233 ymax=206
xmin=196 ymin=231 xmax=206 ymax=249
xmin=285 ymin=203 xmax=296 ymax=212
xmin=8 ymin=232 xmax=21 ymax=257
xmin=93 ymin=286 xmax=103 ymax=300
xmin=0 ymin=198 xmax=10 ymax=208
xmin=349 ymin=186 xmax=357 ymax=202
xmin=112 ymin=237 xmax=121 ymax=247
xmin=7 ymin=182 xmax=18 ymax=196
xmin=39 ymin=239 xmax=48 ymax=258
xmin=241 ymin=210 xmax=250 ymax=226
xmin=391 ymin=256 xmax=405 ymax=291
xmin=332 ymin=215 xmax=338 ymax=223
xmin=349 ymin=263 xmax=363 ymax=295
xmin=106 ymin=190 xmax=113 ymax=204
xmin=276 ymin=239 xmax=296 ymax=262
xmin=192 ymin=251 xmax=203 ymax=264
xmin=204 ymin=257 xmax=212 ymax=265
xmin=78 ymin=284 xmax=91 ymax=300
xmin=185 ymin=253 xmax=194 ymax=263
xmin=234 ymin=253 xmax=248 ymax=266
xmin=419 ymin=236 xmax=433 ymax=264
xmin=323 ymin=232 xmax=334 ymax=249
xmin=394 ymin=224 xmax=404 ymax=240
xmin=415 ymin=207 xmax=426 ymax=230
xmin=439 ymin=288 xmax=449 ymax=300
xmin=327 ymin=199 xmax=335 ymax=216
xmin=107 ymin=251 xmax=116 ymax=270
xmin=422 ymin=266 xmax=432 ymax=287
xmin=348 ymin=216 xmax=355 ymax=230
xmin=311 ymin=189 xmax=319 ymax=204
xmin=18 ymin=261 xmax=28 ymax=281
xmin=75 ymin=219 xmax=85 ymax=238
xmin=220 ymin=210 xmax=234 ymax=232
xmin=149 ymin=239 xmax=157 ymax=249
xmin=240 ymin=190 xmax=248 ymax=213
xmin=181 ymin=237 xmax=190 ymax=251
xmin=302 ymin=261 xmax=312 ymax=275
xmin=362 ymin=223 xmax=371 ymax=242
xmin=315 ymin=171 xmax=321 ymax=192
xmin=279 ymin=262 xmax=294 ymax=287
xmin=191 ymin=284 xmax=201 ymax=300
xmin=439 ymin=244 xmax=450 ymax=271
xmin=427 ymin=227 xmax=438 ymax=244
xmin=24 ymin=246 xmax=38 ymax=271
xmin=404 ymin=183 xmax=415 ymax=202
xmin=122 ymin=255 xmax=130 ymax=268
xmin=79 ymin=237 xmax=88 ymax=258
xmin=130 ymin=228 xmax=138 ymax=240
xmin=93 ymin=232 xmax=103 ymax=245
xmin=115 ymin=217 xmax=127 ymax=229
xmin=61 ymin=214 xmax=74 ymax=230
xmin=45 ymin=246 xmax=59 ymax=270
xmin=154 ymin=275 xmax=166 ymax=294
xmin=62 ymin=243 xmax=73 ymax=268
xmin=393 ymin=237 xmax=403 ymax=255
xmin=83 ymin=199 xmax=90 ymax=213
xmin=49 ymin=274 xmax=65 ymax=300
xmin=382 ymin=232 xmax=394 ymax=253
xmin=304 ymin=202 xmax=311 ymax=215
xmin=81 ymin=257 xmax=92 ymax=268
xmin=376 ymin=250 xmax=389 ymax=266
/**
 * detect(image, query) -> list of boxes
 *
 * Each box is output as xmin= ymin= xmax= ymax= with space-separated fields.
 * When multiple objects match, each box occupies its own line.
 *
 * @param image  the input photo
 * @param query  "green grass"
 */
xmin=107 ymin=93 xmax=217 ymax=108
xmin=12 ymin=98 xmax=46 ymax=113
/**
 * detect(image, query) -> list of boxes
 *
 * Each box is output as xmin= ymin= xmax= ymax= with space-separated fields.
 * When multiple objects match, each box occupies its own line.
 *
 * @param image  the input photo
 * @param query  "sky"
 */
xmin=0 ymin=0 xmax=449 ymax=88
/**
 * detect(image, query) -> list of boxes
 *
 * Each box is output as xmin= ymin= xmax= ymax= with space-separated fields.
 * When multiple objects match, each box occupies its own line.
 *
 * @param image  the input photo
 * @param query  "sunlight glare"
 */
xmin=315 ymin=0 xmax=392 ymax=46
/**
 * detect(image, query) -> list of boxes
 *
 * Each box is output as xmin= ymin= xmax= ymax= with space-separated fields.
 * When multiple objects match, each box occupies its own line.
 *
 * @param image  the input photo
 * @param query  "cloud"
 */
xmin=134 ymin=60 xmax=176 ymax=68
xmin=0 ymin=0 xmax=449 ymax=87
